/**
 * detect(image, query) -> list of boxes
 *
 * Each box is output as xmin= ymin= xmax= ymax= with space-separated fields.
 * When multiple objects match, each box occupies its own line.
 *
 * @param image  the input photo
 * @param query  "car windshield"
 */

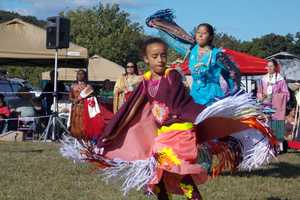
xmin=11 ymin=83 xmax=22 ymax=92
xmin=10 ymin=79 xmax=38 ymax=91
xmin=0 ymin=81 xmax=12 ymax=93
xmin=24 ymin=82 xmax=34 ymax=90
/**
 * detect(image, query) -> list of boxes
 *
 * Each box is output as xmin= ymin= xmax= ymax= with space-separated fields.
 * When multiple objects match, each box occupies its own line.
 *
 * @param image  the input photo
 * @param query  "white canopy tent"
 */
xmin=42 ymin=55 xmax=124 ymax=82
xmin=266 ymin=52 xmax=300 ymax=81
xmin=0 ymin=18 xmax=88 ymax=67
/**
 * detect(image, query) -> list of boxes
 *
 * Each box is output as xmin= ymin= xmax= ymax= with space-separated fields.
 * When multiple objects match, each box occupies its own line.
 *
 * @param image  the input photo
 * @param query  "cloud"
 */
xmin=11 ymin=0 xmax=96 ymax=19
xmin=14 ymin=8 xmax=31 ymax=16
xmin=6 ymin=0 xmax=151 ymax=19
xmin=0 ymin=0 xmax=156 ymax=25
xmin=73 ymin=0 xmax=98 ymax=7
xmin=101 ymin=0 xmax=153 ymax=9
xmin=19 ymin=0 xmax=149 ymax=10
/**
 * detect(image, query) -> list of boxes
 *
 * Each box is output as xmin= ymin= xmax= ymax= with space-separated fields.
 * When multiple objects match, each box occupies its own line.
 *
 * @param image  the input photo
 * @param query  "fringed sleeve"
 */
xmin=216 ymin=52 xmax=241 ymax=93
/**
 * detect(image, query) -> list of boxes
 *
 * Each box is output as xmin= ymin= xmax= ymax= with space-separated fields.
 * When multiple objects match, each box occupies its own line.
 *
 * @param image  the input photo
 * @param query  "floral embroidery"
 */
xmin=152 ymin=101 xmax=169 ymax=124
xmin=179 ymin=183 xmax=193 ymax=199
xmin=143 ymin=68 xmax=172 ymax=80
xmin=87 ymin=98 xmax=95 ymax=107
xmin=144 ymin=71 xmax=152 ymax=80
xmin=156 ymin=147 xmax=181 ymax=167
xmin=164 ymin=68 xmax=173 ymax=78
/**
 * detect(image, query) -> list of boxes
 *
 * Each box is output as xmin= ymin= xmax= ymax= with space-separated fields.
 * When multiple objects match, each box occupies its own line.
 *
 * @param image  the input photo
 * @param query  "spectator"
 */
xmin=100 ymin=79 xmax=114 ymax=104
xmin=68 ymin=69 xmax=105 ymax=141
xmin=0 ymin=93 xmax=11 ymax=133
xmin=41 ymin=70 xmax=66 ymax=115
xmin=285 ymin=107 xmax=298 ymax=140
xmin=113 ymin=62 xmax=142 ymax=113
xmin=138 ymin=67 xmax=145 ymax=76
xmin=15 ymin=87 xmax=36 ymax=117
xmin=257 ymin=59 xmax=290 ymax=142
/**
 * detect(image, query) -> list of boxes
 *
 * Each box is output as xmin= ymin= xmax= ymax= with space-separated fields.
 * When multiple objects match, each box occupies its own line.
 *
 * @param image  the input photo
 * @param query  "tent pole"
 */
xmin=52 ymin=49 xmax=58 ymax=141
xmin=245 ymin=76 xmax=248 ymax=92
xmin=293 ymin=104 xmax=299 ymax=139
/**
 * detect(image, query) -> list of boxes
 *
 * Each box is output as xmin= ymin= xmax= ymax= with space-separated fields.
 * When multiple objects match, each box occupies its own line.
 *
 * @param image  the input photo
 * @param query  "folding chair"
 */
xmin=17 ymin=117 xmax=37 ymax=140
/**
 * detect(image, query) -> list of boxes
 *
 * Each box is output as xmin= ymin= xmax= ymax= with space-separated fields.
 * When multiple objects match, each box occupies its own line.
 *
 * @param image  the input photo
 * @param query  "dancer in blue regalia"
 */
xmin=146 ymin=9 xmax=241 ymax=105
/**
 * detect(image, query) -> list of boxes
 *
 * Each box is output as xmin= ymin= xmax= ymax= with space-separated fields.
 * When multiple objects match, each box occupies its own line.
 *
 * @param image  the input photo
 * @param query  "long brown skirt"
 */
xmin=69 ymin=102 xmax=85 ymax=139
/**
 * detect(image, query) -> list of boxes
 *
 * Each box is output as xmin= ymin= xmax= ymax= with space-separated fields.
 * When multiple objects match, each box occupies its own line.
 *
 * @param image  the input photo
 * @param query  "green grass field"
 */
xmin=0 ymin=141 xmax=299 ymax=200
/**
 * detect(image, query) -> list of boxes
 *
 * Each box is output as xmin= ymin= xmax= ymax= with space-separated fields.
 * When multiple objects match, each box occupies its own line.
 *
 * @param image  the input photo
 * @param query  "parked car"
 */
xmin=10 ymin=78 xmax=42 ymax=97
xmin=0 ymin=77 xmax=41 ymax=109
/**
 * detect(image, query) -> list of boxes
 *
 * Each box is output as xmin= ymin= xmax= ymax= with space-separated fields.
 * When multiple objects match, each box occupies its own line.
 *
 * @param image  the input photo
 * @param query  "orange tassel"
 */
xmin=210 ymin=142 xmax=239 ymax=178
xmin=240 ymin=117 xmax=278 ymax=145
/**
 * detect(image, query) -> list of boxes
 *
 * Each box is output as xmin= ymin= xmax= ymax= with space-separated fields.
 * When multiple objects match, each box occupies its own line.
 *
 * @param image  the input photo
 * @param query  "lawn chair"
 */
xmin=17 ymin=116 xmax=37 ymax=140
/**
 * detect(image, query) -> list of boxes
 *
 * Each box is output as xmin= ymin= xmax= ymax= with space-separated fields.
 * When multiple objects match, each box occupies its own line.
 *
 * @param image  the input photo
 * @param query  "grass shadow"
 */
xmin=222 ymin=162 xmax=300 ymax=179
xmin=3 ymin=149 xmax=44 ymax=153
xmin=267 ymin=197 xmax=290 ymax=200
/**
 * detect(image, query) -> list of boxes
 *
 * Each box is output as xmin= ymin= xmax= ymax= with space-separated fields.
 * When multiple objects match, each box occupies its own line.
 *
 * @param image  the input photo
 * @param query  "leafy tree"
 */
xmin=66 ymin=3 xmax=145 ymax=66
xmin=0 ymin=10 xmax=46 ymax=27
xmin=1 ymin=7 xmax=300 ymax=86
xmin=0 ymin=66 xmax=51 ymax=87
xmin=289 ymin=32 xmax=300 ymax=56
xmin=240 ymin=33 xmax=294 ymax=57
xmin=213 ymin=33 xmax=242 ymax=51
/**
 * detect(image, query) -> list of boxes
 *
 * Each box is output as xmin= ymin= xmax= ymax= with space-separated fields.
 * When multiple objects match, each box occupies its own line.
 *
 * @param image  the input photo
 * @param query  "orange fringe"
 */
xmin=209 ymin=142 xmax=239 ymax=178
xmin=240 ymin=117 xmax=278 ymax=146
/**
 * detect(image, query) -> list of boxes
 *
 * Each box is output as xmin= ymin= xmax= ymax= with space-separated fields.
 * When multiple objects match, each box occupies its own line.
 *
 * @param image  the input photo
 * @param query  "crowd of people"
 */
xmin=0 ymin=69 xmax=113 ymax=138
xmin=1 ymin=60 xmax=298 ymax=145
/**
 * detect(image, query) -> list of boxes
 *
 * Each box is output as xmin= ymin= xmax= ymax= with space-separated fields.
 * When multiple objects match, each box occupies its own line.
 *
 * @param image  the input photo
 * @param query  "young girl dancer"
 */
xmin=62 ymin=38 xmax=277 ymax=200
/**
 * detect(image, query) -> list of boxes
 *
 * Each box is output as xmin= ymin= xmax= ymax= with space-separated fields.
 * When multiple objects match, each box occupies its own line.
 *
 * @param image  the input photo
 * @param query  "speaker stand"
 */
xmin=39 ymin=49 xmax=69 ymax=141
xmin=39 ymin=113 xmax=70 ymax=142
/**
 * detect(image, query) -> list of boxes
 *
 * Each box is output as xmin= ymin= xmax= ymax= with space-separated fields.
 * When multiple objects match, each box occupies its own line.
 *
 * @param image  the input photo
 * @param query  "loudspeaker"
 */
xmin=46 ymin=16 xmax=70 ymax=49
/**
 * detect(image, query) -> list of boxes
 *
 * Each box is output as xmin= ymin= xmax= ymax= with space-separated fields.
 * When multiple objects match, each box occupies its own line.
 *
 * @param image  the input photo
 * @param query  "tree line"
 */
xmin=0 ymin=3 xmax=299 ymax=86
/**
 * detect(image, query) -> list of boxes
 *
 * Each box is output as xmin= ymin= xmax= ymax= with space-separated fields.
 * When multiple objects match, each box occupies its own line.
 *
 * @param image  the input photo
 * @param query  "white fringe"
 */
xmin=194 ymin=92 xmax=276 ymax=171
xmin=60 ymin=135 xmax=157 ymax=195
xmin=59 ymin=135 xmax=86 ymax=162
xmin=195 ymin=92 xmax=259 ymax=124
xmin=101 ymin=157 xmax=157 ymax=195
xmin=232 ymin=129 xmax=276 ymax=171
xmin=59 ymin=92 xmax=276 ymax=195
